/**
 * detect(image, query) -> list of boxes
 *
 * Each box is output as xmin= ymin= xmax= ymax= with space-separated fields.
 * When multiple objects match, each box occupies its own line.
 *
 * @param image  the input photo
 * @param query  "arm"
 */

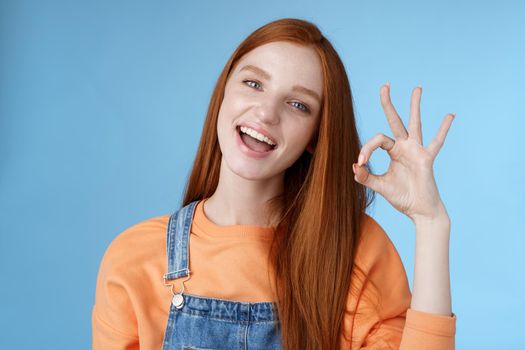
xmin=351 ymin=82 xmax=457 ymax=349
xmin=397 ymin=210 xmax=457 ymax=350
xmin=345 ymin=214 xmax=456 ymax=350
xmin=410 ymin=210 xmax=452 ymax=316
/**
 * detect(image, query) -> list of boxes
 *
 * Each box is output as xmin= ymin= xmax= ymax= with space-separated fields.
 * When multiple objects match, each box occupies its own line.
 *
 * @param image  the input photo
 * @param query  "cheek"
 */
xmin=217 ymin=102 xmax=236 ymax=128
xmin=230 ymin=94 xmax=251 ymax=112
xmin=219 ymin=95 xmax=246 ymax=123
xmin=286 ymin=121 xmax=317 ymax=147
xmin=277 ymin=132 xmax=311 ymax=166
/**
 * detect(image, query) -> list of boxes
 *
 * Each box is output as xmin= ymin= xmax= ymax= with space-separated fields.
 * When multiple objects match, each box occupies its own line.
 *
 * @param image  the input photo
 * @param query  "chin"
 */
xmin=225 ymin=158 xmax=278 ymax=181
xmin=231 ymin=163 xmax=270 ymax=181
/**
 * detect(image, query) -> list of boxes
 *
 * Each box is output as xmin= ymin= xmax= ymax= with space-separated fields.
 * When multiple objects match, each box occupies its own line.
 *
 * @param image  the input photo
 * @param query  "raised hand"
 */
xmin=352 ymin=82 xmax=455 ymax=223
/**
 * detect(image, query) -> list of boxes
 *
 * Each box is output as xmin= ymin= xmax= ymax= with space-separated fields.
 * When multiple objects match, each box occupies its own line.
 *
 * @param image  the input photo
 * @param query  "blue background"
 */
xmin=1 ymin=1 xmax=523 ymax=349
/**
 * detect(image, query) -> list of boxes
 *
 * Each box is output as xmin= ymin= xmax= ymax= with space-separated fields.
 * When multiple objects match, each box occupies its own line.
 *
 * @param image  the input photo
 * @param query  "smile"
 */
xmin=240 ymin=126 xmax=277 ymax=146
xmin=236 ymin=126 xmax=277 ymax=159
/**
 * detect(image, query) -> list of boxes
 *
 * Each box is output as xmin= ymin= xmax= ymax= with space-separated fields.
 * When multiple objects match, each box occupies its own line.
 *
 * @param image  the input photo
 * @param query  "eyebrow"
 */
xmin=239 ymin=64 xmax=322 ymax=104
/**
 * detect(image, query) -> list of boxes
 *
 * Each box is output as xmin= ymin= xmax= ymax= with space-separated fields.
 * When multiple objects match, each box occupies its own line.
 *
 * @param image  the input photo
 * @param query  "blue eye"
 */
xmin=290 ymin=101 xmax=310 ymax=113
xmin=243 ymin=79 xmax=310 ymax=114
xmin=243 ymin=80 xmax=262 ymax=90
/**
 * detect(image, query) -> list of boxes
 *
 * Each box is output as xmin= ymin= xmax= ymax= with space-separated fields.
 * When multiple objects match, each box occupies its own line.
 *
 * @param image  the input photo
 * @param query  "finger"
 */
xmin=380 ymin=83 xmax=409 ymax=140
xmin=427 ymin=113 xmax=455 ymax=158
xmin=357 ymin=133 xmax=396 ymax=166
xmin=409 ymin=85 xmax=423 ymax=145
xmin=353 ymin=162 xmax=384 ymax=194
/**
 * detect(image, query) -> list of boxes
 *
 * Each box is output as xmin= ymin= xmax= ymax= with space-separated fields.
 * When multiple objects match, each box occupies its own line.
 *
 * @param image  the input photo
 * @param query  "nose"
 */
xmin=253 ymin=97 xmax=280 ymax=125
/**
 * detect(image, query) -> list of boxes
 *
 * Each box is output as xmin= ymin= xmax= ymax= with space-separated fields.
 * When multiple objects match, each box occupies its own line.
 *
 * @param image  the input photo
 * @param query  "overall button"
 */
xmin=172 ymin=293 xmax=184 ymax=309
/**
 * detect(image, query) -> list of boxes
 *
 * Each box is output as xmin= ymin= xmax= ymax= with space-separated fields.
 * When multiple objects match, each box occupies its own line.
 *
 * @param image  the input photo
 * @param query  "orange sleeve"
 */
xmin=399 ymin=309 xmax=456 ymax=349
xmin=341 ymin=214 xmax=456 ymax=349
xmin=92 ymin=230 xmax=140 ymax=350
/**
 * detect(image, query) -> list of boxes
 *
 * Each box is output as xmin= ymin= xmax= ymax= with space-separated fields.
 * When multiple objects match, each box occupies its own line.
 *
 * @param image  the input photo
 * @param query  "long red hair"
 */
xmin=181 ymin=18 xmax=378 ymax=349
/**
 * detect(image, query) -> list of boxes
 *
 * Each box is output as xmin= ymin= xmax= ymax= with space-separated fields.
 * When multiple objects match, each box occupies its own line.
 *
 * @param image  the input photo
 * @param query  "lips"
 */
xmin=236 ymin=122 xmax=278 ymax=148
xmin=235 ymin=125 xmax=276 ymax=159
xmin=236 ymin=126 xmax=277 ymax=151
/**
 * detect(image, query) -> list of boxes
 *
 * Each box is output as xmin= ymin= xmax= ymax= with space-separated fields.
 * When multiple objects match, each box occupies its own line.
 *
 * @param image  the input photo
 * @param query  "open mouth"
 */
xmin=237 ymin=126 xmax=277 ymax=152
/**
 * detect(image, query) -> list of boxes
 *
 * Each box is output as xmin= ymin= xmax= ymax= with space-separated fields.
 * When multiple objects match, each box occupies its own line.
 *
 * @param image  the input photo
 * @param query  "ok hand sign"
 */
xmin=352 ymin=83 xmax=455 ymax=223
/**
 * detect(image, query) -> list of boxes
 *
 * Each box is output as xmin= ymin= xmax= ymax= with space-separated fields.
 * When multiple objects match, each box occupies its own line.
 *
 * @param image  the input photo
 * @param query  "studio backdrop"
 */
xmin=0 ymin=1 xmax=523 ymax=349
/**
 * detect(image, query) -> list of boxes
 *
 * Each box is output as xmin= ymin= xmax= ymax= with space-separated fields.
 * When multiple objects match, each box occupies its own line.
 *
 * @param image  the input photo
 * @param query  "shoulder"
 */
xmin=340 ymin=213 xmax=411 ymax=346
xmin=351 ymin=212 xmax=411 ymax=316
xmin=93 ymin=214 xmax=171 ymax=339
xmin=354 ymin=212 xmax=404 ymax=275
xmin=96 ymin=214 xmax=171 ymax=283
xmin=107 ymin=214 xmax=170 ymax=250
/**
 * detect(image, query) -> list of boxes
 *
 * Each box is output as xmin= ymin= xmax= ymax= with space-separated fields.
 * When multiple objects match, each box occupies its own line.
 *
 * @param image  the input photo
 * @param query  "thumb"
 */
xmin=352 ymin=163 xmax=383 ymax=194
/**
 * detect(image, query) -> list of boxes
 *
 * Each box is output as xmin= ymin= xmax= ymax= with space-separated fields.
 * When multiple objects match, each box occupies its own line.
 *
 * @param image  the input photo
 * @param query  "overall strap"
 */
xmin=163 ymin=200 xmax=200 ymax=282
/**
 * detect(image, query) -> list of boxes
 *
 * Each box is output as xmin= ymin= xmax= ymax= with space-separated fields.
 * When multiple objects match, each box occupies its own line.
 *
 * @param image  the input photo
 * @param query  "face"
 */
xmin=216 ymin=41 xmax=323 ymax=180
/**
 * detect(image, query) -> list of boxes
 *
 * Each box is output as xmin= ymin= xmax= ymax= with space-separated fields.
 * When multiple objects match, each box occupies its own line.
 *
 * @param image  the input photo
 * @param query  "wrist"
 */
xmin=413 ymin=213 xmax=450 ymax=228
xmin=411 ymin=207 xmax=451 ymax=239
xmin=410 ymin=203 xmax=450 ymax=226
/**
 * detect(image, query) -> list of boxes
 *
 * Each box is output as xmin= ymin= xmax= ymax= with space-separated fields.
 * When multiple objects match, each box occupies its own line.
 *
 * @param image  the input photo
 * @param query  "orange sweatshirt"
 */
xmin=92 ymin=198 xmax=456 ymax=349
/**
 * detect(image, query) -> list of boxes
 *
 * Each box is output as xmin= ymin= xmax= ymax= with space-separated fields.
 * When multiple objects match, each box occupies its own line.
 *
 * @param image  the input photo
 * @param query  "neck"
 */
xmin=204 ymin=159 xmax=284 ymax=228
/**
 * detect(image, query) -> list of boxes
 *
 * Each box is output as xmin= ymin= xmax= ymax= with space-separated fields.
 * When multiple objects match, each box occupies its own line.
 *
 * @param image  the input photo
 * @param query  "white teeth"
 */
xmin=239 ymin=126 xmax=276 ymax=146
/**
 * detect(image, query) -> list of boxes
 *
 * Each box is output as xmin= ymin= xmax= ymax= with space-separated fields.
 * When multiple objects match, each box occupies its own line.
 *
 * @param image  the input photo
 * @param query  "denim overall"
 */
xmin=161 ymin=200 xmax=283 ymax=350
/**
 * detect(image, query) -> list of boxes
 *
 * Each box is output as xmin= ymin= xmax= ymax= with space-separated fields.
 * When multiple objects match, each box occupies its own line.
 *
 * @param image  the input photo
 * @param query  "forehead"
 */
xmin=233 ymin=41 xmax=323 ymax=96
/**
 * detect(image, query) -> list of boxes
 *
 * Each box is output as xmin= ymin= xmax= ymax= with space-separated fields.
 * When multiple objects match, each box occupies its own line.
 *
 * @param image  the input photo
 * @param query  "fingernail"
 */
xmin=385 ymin=81 xmax=390 ymax=88
xmin=358 ymin=154 xmax=364 ymax=166
xmin=451 ymin=113 xmax=456 ymax=118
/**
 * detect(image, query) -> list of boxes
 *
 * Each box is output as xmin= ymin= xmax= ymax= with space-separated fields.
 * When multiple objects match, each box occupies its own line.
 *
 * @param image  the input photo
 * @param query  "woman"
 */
xmin=92 ymin=18 xmax=456 ymax=349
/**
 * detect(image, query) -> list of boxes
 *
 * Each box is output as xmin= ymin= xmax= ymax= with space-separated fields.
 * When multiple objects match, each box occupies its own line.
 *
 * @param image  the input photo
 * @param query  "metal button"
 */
xmin=172 ymin=293 xmax=185 ymax=309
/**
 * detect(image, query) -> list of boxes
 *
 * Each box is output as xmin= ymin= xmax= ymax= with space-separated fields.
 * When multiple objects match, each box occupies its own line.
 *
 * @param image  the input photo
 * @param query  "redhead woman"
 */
xmin=92 ymin=18 xmax=456 ymax=349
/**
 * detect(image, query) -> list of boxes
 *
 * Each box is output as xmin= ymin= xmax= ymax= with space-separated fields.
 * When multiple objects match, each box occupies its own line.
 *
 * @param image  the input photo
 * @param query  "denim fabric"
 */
xmin=162 ymin=200 xmax=283 ymax=350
